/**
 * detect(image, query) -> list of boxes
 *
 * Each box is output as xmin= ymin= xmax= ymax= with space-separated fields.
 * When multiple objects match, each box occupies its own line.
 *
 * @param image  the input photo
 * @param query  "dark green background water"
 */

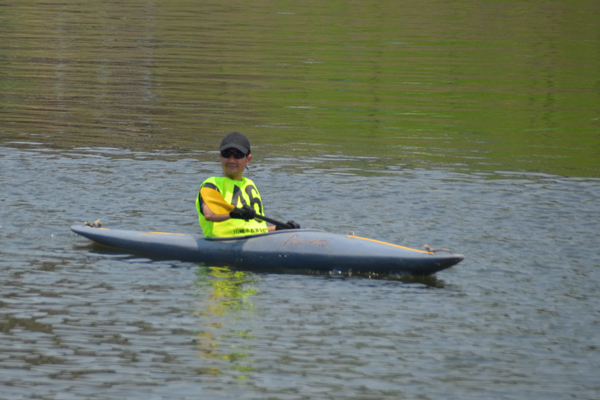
xmin=2 ymin=0 xmax=599 ymax=176
xmin=1 ymin=1 xmax=600 ymax=399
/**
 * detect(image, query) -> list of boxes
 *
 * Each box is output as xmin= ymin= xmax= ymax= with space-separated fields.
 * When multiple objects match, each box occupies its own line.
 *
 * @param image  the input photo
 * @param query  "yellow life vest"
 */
xmin=196 ymin=176 xmax=269 ymax=238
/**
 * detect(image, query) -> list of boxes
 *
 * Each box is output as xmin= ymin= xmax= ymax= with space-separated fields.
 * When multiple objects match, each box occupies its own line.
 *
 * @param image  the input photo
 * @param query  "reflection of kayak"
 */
xmin=71 ymin=226 xmax=464 ymax=276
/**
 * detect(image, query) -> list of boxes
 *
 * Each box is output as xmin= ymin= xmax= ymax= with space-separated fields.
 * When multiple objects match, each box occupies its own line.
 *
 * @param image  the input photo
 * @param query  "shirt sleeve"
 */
xmin=198 ymin=182 xmax=220 ymax=216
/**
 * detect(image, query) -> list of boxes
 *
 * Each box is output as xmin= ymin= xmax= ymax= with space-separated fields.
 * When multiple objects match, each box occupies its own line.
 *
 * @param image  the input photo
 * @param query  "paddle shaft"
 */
xmin=253 ymin=213 xmax=290 ymax=229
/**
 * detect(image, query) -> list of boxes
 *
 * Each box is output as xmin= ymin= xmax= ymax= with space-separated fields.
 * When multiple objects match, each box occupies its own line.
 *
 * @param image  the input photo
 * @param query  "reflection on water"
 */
xmin=193 ymin=266 xmax=258 ymax=379
xmin=1 ymin=0 xmax=599 ymax=176
xmin=2 ymin=0 xmax=600 ymax=397
xmin=195 ymin=267 xmax=258 ymax=315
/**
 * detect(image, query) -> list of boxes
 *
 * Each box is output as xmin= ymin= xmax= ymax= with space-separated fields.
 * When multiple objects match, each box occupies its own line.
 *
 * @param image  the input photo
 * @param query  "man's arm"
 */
xmin=202 ymin=203 xmax=231 ymax=222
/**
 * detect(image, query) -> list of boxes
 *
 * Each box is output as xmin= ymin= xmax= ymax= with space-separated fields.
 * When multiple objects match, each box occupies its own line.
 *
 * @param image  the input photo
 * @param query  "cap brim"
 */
xmin=220 ymin=143 xmax=249 ymax=154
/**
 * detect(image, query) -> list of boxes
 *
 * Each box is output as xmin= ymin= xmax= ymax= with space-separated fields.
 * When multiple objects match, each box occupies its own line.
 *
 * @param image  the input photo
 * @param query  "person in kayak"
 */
xmin=196 ymin=131 xmax=300 ymax=237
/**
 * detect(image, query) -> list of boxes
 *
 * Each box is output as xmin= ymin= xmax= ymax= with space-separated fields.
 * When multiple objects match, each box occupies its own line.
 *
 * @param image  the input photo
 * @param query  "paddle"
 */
xmin=200 ymin=187 xmax=293 ymax=229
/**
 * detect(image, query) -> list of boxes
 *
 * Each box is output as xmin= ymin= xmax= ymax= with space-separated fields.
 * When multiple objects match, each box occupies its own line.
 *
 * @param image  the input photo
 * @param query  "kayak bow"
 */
xmin=71 ymin=226 xmax=464 ymax=276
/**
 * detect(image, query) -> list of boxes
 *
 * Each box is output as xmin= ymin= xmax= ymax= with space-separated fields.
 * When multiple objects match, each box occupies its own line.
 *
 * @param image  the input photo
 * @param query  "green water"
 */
xmin=2 ymin=3 xmax=600 ymax=398
xmin=1 ymin=0 xmax=599 ymax=176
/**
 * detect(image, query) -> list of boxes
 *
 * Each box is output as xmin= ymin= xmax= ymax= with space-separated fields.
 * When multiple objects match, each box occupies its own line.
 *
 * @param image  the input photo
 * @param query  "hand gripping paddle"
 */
xmin=200 ymin=187 xmax=293 ymax=230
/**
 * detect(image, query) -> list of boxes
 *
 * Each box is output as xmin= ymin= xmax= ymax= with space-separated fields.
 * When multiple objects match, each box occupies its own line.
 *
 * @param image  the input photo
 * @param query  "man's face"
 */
xmin=220 ymin=148 xmax=251 ymax=179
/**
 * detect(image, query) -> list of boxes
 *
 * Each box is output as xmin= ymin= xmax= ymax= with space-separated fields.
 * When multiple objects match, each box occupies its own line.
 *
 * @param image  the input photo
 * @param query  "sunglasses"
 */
xmin=220 ymin=149 xmax=247 ymax=159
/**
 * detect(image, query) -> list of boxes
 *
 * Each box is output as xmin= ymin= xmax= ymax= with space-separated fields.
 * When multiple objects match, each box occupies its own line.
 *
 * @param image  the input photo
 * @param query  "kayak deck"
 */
xmin=71 ymin=226 xmax=464 ymax=276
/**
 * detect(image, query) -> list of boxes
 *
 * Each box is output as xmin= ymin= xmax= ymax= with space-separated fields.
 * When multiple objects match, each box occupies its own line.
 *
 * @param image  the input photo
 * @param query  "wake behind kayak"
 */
xmin=71 ymin=225 xmax=464 ymax=276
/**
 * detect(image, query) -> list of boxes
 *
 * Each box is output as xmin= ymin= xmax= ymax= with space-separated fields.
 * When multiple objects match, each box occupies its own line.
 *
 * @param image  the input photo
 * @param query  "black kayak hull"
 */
xmin=71 ymin=226 xmax=464 ymax=276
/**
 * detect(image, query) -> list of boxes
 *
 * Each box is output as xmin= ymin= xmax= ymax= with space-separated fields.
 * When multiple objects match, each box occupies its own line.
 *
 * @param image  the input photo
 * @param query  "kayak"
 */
xmin=71 ymin=226 xmax=464 ymax=276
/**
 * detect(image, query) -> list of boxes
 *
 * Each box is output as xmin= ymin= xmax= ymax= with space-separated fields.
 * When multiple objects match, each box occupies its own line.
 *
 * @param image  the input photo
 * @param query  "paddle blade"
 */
xmin=200 ymin=187 xmax=235 ymax=215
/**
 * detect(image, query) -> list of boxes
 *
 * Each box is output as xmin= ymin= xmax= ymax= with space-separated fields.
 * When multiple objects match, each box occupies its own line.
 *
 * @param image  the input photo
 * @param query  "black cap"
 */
xmin=220 ymin=131 xmax=251 ymax=155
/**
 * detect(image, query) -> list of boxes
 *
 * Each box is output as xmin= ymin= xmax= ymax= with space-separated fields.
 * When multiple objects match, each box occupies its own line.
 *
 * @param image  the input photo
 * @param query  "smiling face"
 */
xmin=220 ymin=148 xmax=251 ymax=180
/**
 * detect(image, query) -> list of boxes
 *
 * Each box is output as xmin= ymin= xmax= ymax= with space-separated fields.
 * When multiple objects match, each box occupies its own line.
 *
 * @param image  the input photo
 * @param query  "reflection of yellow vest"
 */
xmin=196 ymin=176 xmax=269 ymax=238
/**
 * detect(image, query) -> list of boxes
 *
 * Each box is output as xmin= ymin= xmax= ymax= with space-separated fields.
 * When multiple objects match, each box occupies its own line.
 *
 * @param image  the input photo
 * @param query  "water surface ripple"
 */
xmin=1 ymin=146 xmax=599 ymax=399
xmin=2 ymin=0 xmax=600 ymax=398
xmin=1 ymin=0 xmax=599 ymax=176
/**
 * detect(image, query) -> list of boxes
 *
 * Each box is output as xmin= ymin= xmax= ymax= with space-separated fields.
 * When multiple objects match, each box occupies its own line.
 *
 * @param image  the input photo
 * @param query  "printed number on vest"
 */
xmin=245 ymin=185 xmax=263 ymax=214
xmin=230 ymin=184 xmax=263 ymax=214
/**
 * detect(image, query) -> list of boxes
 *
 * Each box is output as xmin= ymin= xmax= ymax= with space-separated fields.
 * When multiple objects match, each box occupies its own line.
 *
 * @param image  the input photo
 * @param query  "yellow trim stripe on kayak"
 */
xmin=346 ymin=235 xmax=432 ymax=254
